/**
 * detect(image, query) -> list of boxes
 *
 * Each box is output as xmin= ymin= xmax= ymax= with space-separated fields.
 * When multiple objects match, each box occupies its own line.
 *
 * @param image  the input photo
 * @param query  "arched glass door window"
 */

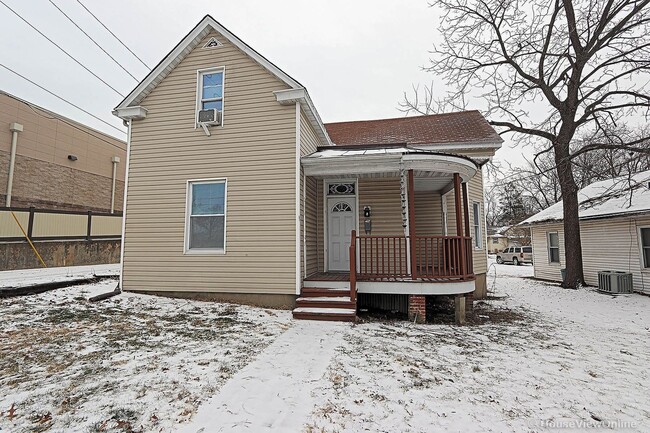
xmin=332 ymin=202 xmax=353 ymax=212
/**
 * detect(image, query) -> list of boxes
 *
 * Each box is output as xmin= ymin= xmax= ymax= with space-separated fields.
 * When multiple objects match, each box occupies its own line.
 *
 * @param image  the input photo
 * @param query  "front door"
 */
xmin=327 ymin=197 xmax=356 ymax=271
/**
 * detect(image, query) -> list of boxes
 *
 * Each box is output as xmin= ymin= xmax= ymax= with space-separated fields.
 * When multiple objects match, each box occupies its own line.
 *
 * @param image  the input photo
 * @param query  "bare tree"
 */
xmin=409 ymin=0 xmax=650 ymax=288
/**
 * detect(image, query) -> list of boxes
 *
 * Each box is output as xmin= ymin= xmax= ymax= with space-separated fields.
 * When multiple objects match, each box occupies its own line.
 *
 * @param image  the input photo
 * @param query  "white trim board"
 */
xmin=118 ymin=119 xmax=132 ymax=290
xmin=357 ymin=280 xmax=475 ymax=295
xmin=295 ymin=102 xmax=301 ymax=295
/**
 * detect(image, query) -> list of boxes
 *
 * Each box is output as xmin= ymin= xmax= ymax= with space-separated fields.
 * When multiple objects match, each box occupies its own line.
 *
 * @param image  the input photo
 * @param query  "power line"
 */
xmin=47 ymin=0 xmax=139 ymax=82
xmin=0 ymin=63 xmax=127 ymax=138
xmin=0 ymin=0 xmax=125 ymax=97
xmin=75 ymin=0 xmax=152 ymax=71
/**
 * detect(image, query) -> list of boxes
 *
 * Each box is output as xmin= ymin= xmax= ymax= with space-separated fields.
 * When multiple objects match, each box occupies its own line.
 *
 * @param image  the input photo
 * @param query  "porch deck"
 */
xmin=305 ymin=271 xmax=475 ymax=284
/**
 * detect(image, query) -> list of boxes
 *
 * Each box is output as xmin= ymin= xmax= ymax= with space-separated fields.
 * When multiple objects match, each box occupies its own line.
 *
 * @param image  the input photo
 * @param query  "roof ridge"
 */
xmin=323 ymin=110 xmax=482 ymax=126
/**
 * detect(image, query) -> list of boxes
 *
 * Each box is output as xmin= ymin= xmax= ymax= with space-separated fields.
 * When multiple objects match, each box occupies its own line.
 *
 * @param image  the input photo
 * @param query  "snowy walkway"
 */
xmin=0 ymin=263 xmax=119 ymax=288
xmin=179 ymin=320 xmax=349 ymax=433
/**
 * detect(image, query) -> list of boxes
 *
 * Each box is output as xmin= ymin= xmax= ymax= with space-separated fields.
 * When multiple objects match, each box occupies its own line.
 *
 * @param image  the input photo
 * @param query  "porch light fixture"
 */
xmin=67 ymin=154 xmax=78 ymax=161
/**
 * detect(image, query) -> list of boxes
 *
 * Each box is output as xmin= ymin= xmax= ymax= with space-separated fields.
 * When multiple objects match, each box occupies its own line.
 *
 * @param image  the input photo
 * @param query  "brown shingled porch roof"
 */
xmin=323 ymin=110 xmax=502 ymax=147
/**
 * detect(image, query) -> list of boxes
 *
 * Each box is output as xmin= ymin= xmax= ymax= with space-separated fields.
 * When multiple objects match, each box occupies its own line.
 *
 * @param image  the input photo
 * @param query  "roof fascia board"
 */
xmin=302 ymin=153 xmax=477 ymax=181
xmin=115 ymin=15 xmax=303 ymax=112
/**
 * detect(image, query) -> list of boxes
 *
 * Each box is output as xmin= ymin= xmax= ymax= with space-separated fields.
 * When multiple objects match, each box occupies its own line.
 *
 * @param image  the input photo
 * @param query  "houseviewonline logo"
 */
xmin=534 ymin=418 xmax=639 ymax=430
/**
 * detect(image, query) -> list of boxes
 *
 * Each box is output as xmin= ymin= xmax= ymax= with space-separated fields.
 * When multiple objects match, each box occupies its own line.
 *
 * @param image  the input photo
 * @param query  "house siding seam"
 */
xmin=531 ymin=216 xmax=650 ymax=294
xmin=122 ymin=30 xmax=297 ymax=295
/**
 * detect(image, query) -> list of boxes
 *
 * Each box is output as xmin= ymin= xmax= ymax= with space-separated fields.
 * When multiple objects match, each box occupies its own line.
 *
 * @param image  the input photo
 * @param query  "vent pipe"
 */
xmin=6 ymin=123 xmax=23 ymax=207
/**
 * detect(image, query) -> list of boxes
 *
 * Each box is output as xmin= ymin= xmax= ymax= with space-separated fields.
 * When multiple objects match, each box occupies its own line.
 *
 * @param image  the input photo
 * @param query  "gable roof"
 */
xmin=521 ymin=170 xmax=650 ymax=225
xmin=113 ymin=15 xmax=331 ymax=146
xmin=324 ymin=111 xmax=503 ymax=148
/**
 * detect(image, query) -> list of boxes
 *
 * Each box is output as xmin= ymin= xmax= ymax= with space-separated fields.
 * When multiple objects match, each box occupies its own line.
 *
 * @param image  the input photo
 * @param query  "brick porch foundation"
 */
xmin=408 ymin=295 xmax=426 ymax=323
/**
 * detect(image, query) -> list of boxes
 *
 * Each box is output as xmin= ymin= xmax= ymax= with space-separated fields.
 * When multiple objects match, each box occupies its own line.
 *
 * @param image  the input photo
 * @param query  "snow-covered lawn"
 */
xmin=0 ymin=279 xmax=291 ymax=432
xmin=1 ymin=262 xmax=649 ymax=432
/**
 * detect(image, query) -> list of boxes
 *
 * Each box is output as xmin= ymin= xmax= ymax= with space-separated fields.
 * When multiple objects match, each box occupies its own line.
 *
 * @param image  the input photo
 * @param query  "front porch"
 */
xmin=295 ymin=147 xmax=483 ymax=323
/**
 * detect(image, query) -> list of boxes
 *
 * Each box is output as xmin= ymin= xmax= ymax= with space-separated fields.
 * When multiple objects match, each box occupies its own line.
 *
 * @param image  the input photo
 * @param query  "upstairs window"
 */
xmin=197 ymin=68 xmax=224 ymax=118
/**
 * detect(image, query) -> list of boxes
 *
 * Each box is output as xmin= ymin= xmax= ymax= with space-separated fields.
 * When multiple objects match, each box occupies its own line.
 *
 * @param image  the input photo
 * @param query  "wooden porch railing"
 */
xmin=349 ymin=232 xmax=474 ymax=287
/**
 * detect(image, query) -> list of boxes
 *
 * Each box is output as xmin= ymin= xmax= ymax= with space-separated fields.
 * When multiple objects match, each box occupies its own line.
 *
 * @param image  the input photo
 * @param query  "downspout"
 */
xmin=6 ymin=123 xmax=23 ymax=207
xmin=110 ymin=156 xmax=121 ymax=213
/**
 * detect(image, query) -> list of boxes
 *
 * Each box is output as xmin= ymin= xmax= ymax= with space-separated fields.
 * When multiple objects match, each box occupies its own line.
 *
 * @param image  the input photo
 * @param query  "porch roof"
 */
xmin=301 ymin=147 xmax=480 ymax=182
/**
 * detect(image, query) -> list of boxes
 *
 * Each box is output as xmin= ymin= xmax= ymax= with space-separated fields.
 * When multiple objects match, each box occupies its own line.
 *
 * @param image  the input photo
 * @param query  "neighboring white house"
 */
xmin=521 ymin=171 xmax=650 ymax=294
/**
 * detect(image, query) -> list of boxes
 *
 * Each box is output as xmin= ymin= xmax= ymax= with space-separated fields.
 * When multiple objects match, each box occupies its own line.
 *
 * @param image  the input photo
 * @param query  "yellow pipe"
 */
xmin=11 ymin=211 xmax=47 ymax=268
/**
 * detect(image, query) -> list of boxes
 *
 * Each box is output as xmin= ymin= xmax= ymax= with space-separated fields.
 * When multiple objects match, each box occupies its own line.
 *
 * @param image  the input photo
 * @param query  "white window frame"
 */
xmin=547 ymin=231 xmax=560 ymax=264
xmin=472 ymin=201 xmax=482 ymax=249
xmin=184 ymin=178 xmax=227 ymax=254
xmin=638 ymin=226 xmax=650 ymax=269
xmin=195 ymin=66 xmax=225 ymax=127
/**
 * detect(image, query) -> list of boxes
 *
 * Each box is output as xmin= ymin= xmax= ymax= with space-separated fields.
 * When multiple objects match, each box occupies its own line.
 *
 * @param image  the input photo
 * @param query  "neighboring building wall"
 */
xmin=0 ymin=239 xmax=120 ymax=271
xmin=122 ymin=30 xmax=297 ymax=297
xmin=0 ymin=93 xmax=126 ymax=211
xmin=531 ymin=215 xmax=650 ymax=294
xmin=488 ymin=236 xmax=509 ymax=253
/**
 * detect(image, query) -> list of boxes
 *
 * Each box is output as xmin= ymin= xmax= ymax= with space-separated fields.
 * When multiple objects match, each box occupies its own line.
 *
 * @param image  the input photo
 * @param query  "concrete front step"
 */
xmin=292 ymin=307 xmax=357 ymax=322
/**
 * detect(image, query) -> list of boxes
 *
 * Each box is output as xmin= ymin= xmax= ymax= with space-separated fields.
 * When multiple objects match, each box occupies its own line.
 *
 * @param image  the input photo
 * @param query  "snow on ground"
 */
xmin=1 ymin=262 xmax=649 ymax=432
xmin=303 ymin=260 xmax=650 ymax=432
xmin=0 ymin=263 xmax=119 ymax=288
xmin=0 ymin=278 xmax=291 ymax=433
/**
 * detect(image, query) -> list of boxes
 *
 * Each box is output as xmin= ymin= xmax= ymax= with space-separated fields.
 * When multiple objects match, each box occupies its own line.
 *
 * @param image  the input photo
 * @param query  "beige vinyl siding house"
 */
xmin=114 ymin=15 xmax=503 ymax=322
xmin=121 ymin=28 xmax=299 ymax=303
xmin=523 ymin=171 xmax=650 ymax=295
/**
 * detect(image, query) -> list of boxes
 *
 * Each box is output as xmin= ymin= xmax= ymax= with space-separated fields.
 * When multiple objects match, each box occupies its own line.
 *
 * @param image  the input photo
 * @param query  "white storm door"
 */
xmin=327 ymin=197 xmax=356 ymax=271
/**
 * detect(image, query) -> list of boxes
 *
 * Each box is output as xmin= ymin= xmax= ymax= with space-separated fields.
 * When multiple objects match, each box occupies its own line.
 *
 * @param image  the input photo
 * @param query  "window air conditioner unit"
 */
xmin=198 ymin=109 xmax=221 ymax=125
xmin=597 ymin=271 xmax=633 ymax=294
xmin=197 ymin=109 xmax=222 ymax=135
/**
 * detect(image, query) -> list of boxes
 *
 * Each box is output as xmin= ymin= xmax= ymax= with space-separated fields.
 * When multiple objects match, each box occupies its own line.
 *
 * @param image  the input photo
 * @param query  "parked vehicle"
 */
xmin=496 ymin=246 xmax=533 ymax=265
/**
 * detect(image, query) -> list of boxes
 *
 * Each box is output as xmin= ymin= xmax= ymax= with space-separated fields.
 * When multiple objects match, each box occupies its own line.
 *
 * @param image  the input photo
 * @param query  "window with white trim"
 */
xmin=198 ymin=69 xmax=224 ymax=114
xmin=640 ymin=227 xmax=650 ymax=268
xmin=548 ymin=232 xmax=560 ymax=263
xmin=186 ymin=180 xmax=226 ymax=252
xmin=472 ymin=202 xmax=482 ymax=248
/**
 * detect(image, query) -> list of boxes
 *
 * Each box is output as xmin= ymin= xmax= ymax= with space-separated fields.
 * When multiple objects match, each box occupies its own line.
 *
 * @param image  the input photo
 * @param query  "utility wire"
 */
xmin=48 ymin=0 xmax=139 ymax=82
xmin=75 ymin=0 xmax=152 ymax=71
xmin=0 ymin=63 xmax=127 ymax=137
xmin=0 ymin=0 xmax=125 ymax=97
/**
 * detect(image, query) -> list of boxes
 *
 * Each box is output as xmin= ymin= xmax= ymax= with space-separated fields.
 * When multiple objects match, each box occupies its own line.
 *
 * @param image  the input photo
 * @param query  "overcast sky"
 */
xmin=0 ymin=0 xmax=522 ymax=164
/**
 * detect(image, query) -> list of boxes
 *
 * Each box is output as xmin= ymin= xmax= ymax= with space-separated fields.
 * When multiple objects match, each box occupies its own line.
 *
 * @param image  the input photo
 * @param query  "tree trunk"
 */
xmin=554 ymin=139 xmax=585 ymax=288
